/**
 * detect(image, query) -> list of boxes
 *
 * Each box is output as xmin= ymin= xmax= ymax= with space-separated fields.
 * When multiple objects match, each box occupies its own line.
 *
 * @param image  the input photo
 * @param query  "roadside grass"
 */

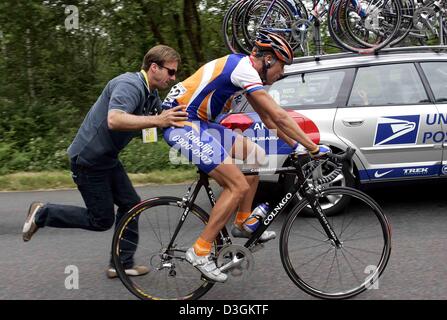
xmin=0 ymin=169 xmax=197 ymax=192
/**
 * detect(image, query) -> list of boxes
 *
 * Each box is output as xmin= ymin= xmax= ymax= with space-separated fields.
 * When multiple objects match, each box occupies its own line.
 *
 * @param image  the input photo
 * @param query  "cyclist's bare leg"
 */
xmin=230 ymin=135 xmax=264 ymax=214
xmin=227 ymin=134 xmax=276 ymax=241
xmin=200 ymin=163 xmax=250 ymax=242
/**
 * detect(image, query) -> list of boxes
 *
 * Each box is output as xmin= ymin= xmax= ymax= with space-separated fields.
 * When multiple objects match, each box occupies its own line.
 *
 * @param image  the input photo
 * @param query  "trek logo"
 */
xmin=403 ymin=168 xmax=428 ymax=175
xmin=264 ymin=193 xmax=293 ymax=225
xmin=374 ymin=115 xmax=420 ymax=146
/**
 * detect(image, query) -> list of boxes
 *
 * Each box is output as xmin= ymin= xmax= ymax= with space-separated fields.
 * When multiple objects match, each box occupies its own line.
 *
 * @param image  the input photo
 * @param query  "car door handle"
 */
xmin=342 ymin=119 xmax=364 ymax=127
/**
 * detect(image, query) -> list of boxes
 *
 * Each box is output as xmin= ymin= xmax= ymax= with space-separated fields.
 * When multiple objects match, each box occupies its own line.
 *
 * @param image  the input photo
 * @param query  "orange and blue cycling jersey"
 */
xmin=163 ymin=54 xmax=264 ymax=173
xmin=162 ymin=54 xmax=264 ymax=121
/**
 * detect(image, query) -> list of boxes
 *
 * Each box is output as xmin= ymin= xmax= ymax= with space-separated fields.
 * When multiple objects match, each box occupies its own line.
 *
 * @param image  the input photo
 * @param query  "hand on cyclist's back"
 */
xmin=157 ymin=105 xmax=188 ymax=128
xmin=309 ymin=145 xmax=331 ymax=159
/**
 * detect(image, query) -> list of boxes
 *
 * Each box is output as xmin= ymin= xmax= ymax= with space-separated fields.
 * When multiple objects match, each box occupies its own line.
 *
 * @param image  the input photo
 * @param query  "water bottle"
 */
xmin=243 ymin=203 xmax=270 ymax=233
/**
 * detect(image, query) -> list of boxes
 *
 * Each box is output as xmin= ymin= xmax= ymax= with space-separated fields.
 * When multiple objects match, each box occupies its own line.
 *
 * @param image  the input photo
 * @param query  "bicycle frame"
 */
xmin=241 ymin=155 xmax=343 ymax=249
xmin=166 ymin=154 xmax=343 ymax=254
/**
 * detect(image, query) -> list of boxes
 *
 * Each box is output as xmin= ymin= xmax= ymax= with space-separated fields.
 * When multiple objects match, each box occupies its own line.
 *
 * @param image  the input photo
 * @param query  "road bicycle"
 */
xmin=222 ymin=0 xmax=403 ymax=56
xmin=112 ymin=147 xmax=392 ymax=300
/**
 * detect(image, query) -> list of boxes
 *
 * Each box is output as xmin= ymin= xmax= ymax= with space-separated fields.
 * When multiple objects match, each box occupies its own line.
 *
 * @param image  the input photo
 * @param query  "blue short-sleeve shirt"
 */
xmin=67 ymin=72 xmax=161 ymax=169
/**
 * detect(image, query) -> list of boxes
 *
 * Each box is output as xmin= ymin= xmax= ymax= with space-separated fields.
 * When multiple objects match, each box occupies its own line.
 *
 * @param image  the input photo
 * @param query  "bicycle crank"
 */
xmin=216 ymin=244 xmax=254 ymax=282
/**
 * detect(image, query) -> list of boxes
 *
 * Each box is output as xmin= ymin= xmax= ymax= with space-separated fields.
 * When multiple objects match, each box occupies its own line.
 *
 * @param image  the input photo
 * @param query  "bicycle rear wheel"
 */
xmin=112 ymin=196 xmax=224 ymax=300
xmin=280 ymin=187 xmax=391 ymax=299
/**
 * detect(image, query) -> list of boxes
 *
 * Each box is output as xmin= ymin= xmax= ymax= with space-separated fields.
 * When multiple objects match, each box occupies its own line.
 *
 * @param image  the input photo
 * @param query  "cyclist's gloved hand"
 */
xmin=293 ymin=143 xmax=308 ymax=155
xmin=309 ymin=144 xmax=331 ymax=159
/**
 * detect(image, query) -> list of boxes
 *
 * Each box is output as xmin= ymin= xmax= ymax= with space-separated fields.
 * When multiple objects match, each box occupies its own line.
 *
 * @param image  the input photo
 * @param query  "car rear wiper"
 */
xmin=436 ymin=98 xmax=447 ymax=102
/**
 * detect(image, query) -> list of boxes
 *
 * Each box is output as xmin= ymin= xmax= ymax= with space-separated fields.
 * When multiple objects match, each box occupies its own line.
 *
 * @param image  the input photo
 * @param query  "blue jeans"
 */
xmin=35 ymin=160 xmax=141 ymax=269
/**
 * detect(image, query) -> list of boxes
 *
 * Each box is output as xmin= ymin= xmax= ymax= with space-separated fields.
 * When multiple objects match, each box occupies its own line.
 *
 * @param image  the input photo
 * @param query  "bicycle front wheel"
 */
xmin=112 ymin=196 xmax=224 ymax=300
xmin=280 ymin=187 xmax=391 ymax=299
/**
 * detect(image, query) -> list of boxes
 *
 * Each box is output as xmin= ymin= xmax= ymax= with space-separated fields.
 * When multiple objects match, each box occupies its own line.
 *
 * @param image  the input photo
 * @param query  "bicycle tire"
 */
xmin=222 ymin=0 xmax=247 ymax=53
xmin=232 ymin=0 xmax=257 ymax=54
xmin=279 ymin=186 xmax=392 ymax=299
xmin=344 ymin=0 xmax=402 ymax=49
xmin=389 ymin=0 xmax=415 ymax=46
xmin=112 ymin=196 xmax=225 ymax=300
xmin=443 ymin=13 xmax=447 ymax=44
xmin=328 ymin=0 xmax=364 ymax=51
xmin=328 ymin=0 xmax=402 ymax=53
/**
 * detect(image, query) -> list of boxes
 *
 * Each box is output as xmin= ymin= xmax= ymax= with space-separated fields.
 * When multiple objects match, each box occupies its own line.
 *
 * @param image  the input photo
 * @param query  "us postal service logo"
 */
xmin=374 ymin=115 xmax=420 ymax=146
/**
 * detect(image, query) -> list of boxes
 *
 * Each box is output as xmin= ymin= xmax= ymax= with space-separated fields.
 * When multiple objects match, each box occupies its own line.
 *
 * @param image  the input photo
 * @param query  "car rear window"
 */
xmin=348 ymin=63 xmax=429 ymax=106
xmin=420 ymin=62 xmax=447 ymax=103
xmin=267 ymin=70 xmax=347 ymax=108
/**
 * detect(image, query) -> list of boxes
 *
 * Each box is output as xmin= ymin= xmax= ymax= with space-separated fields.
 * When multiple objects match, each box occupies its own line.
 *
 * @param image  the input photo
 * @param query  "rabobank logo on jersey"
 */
xmin=374 ymin=115 xmax=420 ymax=146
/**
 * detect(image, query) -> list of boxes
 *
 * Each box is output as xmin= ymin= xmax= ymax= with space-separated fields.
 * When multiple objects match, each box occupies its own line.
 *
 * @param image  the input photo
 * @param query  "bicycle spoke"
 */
xmin=340 ymin=249 xmax=362 ymax=285
xmin=323 ymin=250 xmax=338 ymax=291
xmin=296 ymin=247 xmax=334 ymax=269
xmin=335 ymin=251 xmax=344 ymax=288
xmin=301 ymin=216 xmax=328 ymax=238
xmin=343 ymin=234 xmax=381 ymax=242
xmin=309 ymin=247 xmax=334 ymax=278
xmin=291 ymin=231 xmax=329 ymax=243
xmin=287 ymin=241 xmax=329 ymax=253
xmin=142 ymin=212 xmax=163 ymax=246
xmin=343 ymin=244 xmax=382 ymax=256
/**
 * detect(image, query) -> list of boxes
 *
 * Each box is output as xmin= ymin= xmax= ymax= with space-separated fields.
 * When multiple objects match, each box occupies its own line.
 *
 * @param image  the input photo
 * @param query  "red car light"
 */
xmin=286 ymin=110 xmax=320 ymax=144
xmin=220 ymin=114 xmax=254 ymax=132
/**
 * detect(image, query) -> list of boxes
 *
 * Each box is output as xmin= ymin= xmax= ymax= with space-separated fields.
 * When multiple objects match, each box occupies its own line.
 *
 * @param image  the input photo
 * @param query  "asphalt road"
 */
xmin=1 ymin=179 xmax=447 ymax=300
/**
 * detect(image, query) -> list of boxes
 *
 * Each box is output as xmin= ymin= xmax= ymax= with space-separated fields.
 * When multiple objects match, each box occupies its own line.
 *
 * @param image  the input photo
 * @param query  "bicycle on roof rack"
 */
xmin=112 ymin=147 xmax=392 ymax=300
xmin=222 ymin=0 xmax=404 ymax=56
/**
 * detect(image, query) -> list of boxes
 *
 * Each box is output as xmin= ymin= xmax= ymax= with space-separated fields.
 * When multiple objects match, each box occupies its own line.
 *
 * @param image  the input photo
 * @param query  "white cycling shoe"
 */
xmin=185 ymin=248 xmax=227 ymax=283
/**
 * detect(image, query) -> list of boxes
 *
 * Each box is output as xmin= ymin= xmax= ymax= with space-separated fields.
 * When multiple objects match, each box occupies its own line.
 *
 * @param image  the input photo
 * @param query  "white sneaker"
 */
xmin=185 ymin=248 xmax=227 ymax=283
xmin=231 ymin=225 xmax=276 ymax=242
xmin=106 ymin=265 xmax=150 ymax=279
xmin=23 ymin=202 xmax=44 ymax=242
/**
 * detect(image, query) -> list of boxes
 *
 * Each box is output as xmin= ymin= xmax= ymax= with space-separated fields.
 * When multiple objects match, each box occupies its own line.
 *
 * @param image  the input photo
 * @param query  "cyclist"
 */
xmin=163 ymin=31 xmax=329 ymax=282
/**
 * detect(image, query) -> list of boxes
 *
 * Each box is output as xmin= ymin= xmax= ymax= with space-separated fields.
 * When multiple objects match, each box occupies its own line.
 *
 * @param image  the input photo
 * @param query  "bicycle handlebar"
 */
xmin=293 ymin=147 xmax=356 ymax=182
xmin=325 ymin=147 xmax=356 ymax=179
xmin=326 ymin=147 xmax=356 ymax=164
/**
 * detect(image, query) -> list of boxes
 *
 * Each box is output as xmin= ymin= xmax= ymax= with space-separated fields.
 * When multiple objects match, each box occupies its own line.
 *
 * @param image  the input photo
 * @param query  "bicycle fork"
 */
xmin=304 ymin=185 xmax=343 ymax=248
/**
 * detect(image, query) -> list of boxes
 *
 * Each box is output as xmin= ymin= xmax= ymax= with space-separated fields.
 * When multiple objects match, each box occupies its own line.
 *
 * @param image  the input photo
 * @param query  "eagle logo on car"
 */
xmin=374 ymin=116 xmax=420 ymax=146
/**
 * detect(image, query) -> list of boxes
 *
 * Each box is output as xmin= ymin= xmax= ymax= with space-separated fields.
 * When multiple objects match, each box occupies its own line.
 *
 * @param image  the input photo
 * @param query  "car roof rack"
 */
xmin=292 ymin=45 xmax=447 ymax=64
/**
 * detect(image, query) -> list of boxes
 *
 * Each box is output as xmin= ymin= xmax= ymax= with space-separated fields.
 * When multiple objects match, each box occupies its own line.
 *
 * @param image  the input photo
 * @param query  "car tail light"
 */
xmin=286 ymin=110 xmax=320 ymax=144
xmin=220 ymin=114 xmax=254 ymax=132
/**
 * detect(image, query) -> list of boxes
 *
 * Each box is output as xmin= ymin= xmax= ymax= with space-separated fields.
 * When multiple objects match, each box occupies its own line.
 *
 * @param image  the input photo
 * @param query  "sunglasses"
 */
xmin=157 ymin=64 xmax=177 ymax=76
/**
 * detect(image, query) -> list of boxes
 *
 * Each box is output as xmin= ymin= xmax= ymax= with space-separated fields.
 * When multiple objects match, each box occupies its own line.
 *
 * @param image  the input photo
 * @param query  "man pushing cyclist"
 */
xmin=163 ymin=31 xmax=330 ymax=282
